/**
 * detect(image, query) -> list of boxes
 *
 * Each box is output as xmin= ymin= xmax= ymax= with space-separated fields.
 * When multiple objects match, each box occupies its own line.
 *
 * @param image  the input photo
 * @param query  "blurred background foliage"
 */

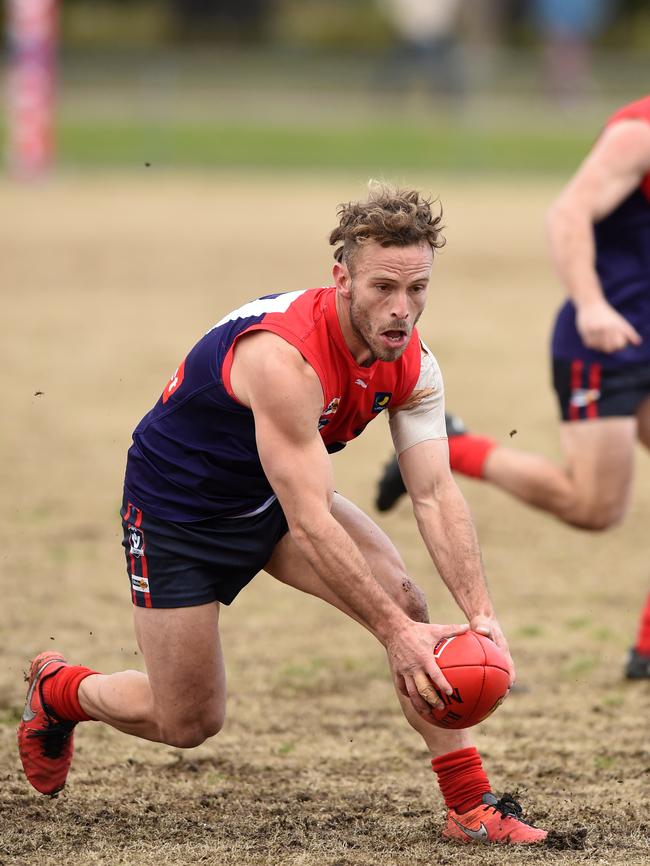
xmin=2 ymin=0 xmax=650 ymax=173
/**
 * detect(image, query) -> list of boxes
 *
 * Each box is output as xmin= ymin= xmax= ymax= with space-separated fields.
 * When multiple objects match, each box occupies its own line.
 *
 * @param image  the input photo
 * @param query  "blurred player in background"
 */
xmin=376 ymin=94 xmax=650 ymax=679
xmin=18 ymin=184 xmax=547 ymax=844
xmin=377 ymin=0 xmax=465 ymax=103
xmin=530 ymin=0 xmax=617 ymax=108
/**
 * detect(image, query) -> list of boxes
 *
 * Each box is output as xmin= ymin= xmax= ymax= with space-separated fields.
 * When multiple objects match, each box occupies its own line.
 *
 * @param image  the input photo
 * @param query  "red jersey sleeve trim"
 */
xmin=604 ymin=95 xmax=650 ymax=201
xmin=221 ymin=324 xmax=328 ymax=407
xmin=605 ymin=95 xmax=650 ymax=128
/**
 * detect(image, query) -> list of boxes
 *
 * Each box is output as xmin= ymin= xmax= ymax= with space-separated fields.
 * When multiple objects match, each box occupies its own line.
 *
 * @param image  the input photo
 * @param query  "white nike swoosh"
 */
xmin=21 ymin=658 xmax=64 ymax=722
xmin=451 ymin=817 xmax=489 ymax=841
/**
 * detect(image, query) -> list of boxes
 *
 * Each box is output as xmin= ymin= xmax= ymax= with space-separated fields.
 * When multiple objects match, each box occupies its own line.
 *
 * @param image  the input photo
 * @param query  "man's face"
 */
xmin=335 ymin=240 xmax=433 ymax=363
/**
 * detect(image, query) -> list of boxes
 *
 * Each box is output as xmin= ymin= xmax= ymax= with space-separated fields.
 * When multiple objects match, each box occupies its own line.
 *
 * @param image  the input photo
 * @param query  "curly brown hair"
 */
xmin=329 ymin=182 xmax=445 ymax=270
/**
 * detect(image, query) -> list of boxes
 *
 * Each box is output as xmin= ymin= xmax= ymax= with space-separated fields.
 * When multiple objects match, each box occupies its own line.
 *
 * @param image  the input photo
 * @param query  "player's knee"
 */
xmin=564 ymin=499 xmax=626 ymax=531
xmin=577 ymin=510 xmax=624 ymax=532
xmin=159 ymin=707 xmax=225 ymax=748
xmin=397 ymin=577 xmax=429 ymax=623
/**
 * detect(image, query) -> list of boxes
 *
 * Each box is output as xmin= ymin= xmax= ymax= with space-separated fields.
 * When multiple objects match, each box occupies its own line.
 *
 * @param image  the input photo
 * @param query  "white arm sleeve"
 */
xmin=388 ymin=343 xmax=447 ymax=456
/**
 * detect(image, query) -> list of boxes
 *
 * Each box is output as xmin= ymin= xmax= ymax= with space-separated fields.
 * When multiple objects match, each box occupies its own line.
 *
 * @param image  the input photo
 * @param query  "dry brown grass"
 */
xmin=1 ymin=172 xmax=649 ymax=866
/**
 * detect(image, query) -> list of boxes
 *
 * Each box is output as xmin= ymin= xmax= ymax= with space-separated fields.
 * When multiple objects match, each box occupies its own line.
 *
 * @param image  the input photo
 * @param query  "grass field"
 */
xmin=2 ymin=171 xmax=649 ymax=866
xmin=47 ymin=113 xmax=594 ymax=172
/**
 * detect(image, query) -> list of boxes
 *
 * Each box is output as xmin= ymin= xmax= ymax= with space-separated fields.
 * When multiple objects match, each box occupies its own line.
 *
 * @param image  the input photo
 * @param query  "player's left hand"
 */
xmin=470 ymin=615 xmax=515 ymax=687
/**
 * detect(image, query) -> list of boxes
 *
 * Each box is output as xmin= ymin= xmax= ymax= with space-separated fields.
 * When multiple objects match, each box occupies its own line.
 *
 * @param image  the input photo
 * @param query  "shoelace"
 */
xmin=27 ymin=717 xmax=76 ymax=759
xmin=484 ymin=794 xmax=524 ymax=820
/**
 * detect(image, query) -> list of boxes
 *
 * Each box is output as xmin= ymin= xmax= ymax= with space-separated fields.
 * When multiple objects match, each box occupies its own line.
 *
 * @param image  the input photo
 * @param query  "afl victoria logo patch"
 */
xmin=129 ymin=527 xmax=145 ymax=557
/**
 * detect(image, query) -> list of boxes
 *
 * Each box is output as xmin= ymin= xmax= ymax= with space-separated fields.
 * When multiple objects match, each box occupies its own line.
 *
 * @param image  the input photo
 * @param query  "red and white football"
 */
xmin=429 ymin=631 xmax=510 ymax=729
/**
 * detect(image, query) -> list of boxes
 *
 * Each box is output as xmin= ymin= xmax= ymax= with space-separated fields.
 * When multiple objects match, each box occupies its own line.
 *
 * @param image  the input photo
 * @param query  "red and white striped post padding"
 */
xmin=6 ymin=0 xmax=58 ymax=177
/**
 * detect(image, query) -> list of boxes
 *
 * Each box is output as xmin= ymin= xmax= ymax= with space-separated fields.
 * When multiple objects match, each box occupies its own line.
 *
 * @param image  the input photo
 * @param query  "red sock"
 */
xmin=41 ymin=664 xmax=98 ymax=722
xmin=448 ymin=434 xmax=497 ymax=479
xmin=634 ymin=591 xmax=650 ymax=656
xmin=431 ymin=747 xmax=491 ymax=814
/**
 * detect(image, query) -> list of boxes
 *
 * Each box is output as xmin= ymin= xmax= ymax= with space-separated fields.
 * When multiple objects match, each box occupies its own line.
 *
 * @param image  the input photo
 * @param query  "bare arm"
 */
xmin=401 ymin=440 xmax=489 ymax=609
xmin=399 ymin=439 xmax=514 ymax=682
xmin=389 ymin=348 xmax=490 ymax=618
xmin=547 ymin=119 xmax=650 ymax=352
xmin=230 ymin=330 xmax=468 ymax=715
xmin=390 ymin=348 xmax=515 ymax=683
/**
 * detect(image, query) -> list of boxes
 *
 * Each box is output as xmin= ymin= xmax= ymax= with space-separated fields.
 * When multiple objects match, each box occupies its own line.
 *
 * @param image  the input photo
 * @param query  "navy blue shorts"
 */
xmin=120 ymin=497 xmax=289 ymax=608
xmin=552 ymin=359 xmax=650 ymax=422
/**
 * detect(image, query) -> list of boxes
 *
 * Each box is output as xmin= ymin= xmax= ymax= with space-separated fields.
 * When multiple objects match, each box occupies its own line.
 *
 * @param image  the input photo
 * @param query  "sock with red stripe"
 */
xmin=633 ymin=591 xmax=650 ymax=656
xmin=448 ymin=434 xmax=497 ymax=479
xmin=431 ymin=746 xmax=492 ymax=814
xmin=41 ymin=665 xmax=98 ymax=722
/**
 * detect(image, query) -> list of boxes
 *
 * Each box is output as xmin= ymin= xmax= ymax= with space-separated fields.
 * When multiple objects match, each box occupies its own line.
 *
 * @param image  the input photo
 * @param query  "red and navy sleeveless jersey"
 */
xmin=124 ymin=287 xmax=421 ymax=521
xmin=552 ymin=94 xmax=650 ymax=365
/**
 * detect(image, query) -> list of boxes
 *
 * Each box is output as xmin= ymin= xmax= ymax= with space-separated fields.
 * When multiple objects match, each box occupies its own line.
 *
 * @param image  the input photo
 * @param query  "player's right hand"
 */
xmin=386 ymin=621 xmax=469 ymax=720
xmin=470 ymin=615 xmax=515 ymax=687
xmin=576 ymin=299 xmax=642 ymax=353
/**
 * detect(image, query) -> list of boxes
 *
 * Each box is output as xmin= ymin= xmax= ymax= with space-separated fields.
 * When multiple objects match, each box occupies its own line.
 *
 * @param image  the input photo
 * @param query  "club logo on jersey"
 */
xmin=128 ymin=527 xmax=145 ymax=558
xmin=318 ymin=396 xmax=341 ymax=429
xmin=323 ymin=397 xmax=341 ymax=415
xmin=372 ymin=392 xmax=392 ymax=413
xmin=162 ymin=358 xmax=186 ymax=404
xmin=569 ymin=387 xmax=601 ymax=408
xmin=130 ymin=574 xmax=150 ymax=593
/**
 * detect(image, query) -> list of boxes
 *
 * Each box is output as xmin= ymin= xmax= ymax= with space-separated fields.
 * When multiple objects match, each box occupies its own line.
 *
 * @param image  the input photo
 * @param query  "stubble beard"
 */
xmin=349 ymin=292 xmax=413 ymax=363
